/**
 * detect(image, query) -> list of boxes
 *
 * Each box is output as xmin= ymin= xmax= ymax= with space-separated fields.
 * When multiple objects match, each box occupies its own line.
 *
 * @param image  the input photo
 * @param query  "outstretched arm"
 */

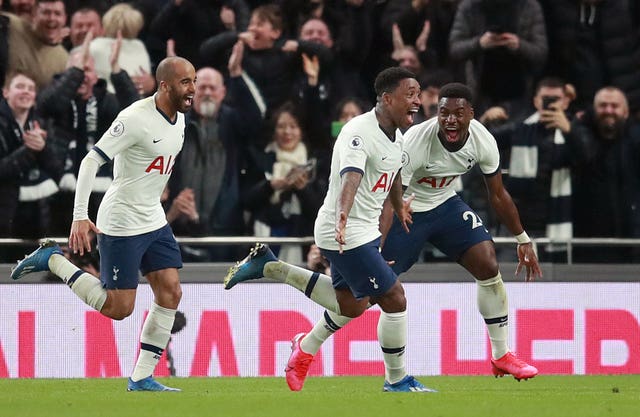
xmin=69 ymin=150 xmax=104 ymax=255
xmin=484 ymin=172 xmax=542 ymax=281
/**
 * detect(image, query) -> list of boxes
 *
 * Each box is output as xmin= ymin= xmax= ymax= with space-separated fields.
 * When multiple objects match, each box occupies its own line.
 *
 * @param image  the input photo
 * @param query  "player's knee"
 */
xmin=335 ymin=288 xmax=367 ymax=318
xmin=461 ymin=242 xmax=499 ymax=279
xmin=109 ymin=304 xmax=135 ymax=321
xmin=166 ymin=284 xmax=182 ymax=305
xmin=101 ymin=293 xmax=135 ymax=320
xmin=475 ymin=259 xmax=499 ymax=280
xmin=376 ymin=282 xmax=407 ymax=313
xmin=339 ymin=304 xmax=368 ymax=318
xmin=337 ymin=296 xmax=368 ymax=318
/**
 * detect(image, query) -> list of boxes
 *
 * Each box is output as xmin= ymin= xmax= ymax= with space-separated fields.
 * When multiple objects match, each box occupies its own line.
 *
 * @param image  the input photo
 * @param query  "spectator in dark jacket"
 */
xmin=0 ymin=10 xmax=8 ymax=87
xmin=290 ymin=17 xmax=365 ymax=153
xmin=394 ymin=0 xmax=462 ymax=74
xmin=151 ymin=0 xmax=250 ymax=69
xmin=170 ymin=45 xmax=262 ymax=261
xmin=488 ymin=77 xmax=577 ymax=261
xmin=569 ymin=86 xmax=640 ymax=262
xmin=244 ymin=101 xmax=328 ymax=265
xmin=538 ymin=0 xmax=640 ymax=115
xmin=0 ymin=71 xmax=64 ymax=244
xmin=36 ymin=33 xmax=138 ymax=235
xmin=199 ymin=4 xmax=304 ymax=117
xmin=449 ymin=0 xmax=547 ymax=116
xmin=291 ymin=1 xmax=375 ymax=105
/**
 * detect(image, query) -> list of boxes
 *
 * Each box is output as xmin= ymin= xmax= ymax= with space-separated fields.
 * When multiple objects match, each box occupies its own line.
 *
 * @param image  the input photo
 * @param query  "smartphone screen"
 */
xmin=542 ymin=96 xmax=559 ymax=110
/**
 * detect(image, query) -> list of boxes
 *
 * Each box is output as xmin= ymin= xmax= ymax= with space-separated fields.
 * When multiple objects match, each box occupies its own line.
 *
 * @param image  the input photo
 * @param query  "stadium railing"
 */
xmin=2 ymin=236 xmax=640 ymax=265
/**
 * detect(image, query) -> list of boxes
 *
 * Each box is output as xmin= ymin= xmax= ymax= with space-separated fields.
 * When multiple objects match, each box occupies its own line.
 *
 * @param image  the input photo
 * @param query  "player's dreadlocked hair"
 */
xmin=438 ymin=82 xmax=473 ymax=104
xmin=374 ymin=67 xmax=416 ymax=98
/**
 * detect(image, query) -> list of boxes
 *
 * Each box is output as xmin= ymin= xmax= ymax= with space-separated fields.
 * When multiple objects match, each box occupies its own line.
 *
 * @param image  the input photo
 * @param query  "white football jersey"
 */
xmin=402 ymin=118 xmax=500 ymax=212
xmin=94 ymin=95 xmax=185 ymax=236
xmin=315 ymin=109 xmax=403 ymax=251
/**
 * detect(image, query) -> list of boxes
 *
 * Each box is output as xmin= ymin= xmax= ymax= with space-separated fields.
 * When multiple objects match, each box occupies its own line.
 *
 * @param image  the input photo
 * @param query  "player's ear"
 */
xmin=382 ymin=91 xmax=392 ymax=106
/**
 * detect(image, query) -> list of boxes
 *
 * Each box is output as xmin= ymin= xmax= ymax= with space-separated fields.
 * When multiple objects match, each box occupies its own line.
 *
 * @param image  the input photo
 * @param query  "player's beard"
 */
xmin=171 ymin=88 xmax=192 ymax=113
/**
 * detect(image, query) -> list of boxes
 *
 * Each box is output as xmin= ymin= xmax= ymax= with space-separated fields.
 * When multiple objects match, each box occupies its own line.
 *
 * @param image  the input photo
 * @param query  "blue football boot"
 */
xmin=224 ymin=243 xmax=277 ymax=290
xmin=127 ymin=376 xmax=181 ymax=392
xmin=11 ymin=239 xmax=63 ymax=280
xmin=383 ymin=375 xmax=438 ymax=393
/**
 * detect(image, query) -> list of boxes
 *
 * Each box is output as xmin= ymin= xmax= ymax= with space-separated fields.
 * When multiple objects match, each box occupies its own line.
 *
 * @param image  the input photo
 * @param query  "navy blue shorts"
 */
xmin=320 ymin=237 xmax=397 ymax=300
xmin=382 ymin=195 xmax=492 ymax=274
xmin=97 ymin=224 xmax=182 ymax=289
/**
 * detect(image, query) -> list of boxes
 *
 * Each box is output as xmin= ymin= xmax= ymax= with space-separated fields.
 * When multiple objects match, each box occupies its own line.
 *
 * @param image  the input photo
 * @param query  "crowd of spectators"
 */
xmin=1 ymin=0 xmax=639 ymax=264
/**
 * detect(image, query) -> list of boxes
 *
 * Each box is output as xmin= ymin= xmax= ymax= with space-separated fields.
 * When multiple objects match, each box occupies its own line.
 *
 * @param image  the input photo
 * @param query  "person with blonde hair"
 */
xmin=89 ymin=3 xmax=153 ymax=95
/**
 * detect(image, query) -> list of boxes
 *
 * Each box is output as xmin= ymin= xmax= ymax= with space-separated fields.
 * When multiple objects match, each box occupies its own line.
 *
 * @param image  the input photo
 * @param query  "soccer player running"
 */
xmin=11 ymin=56 xmax=196 ymax=392
xmin=226 ymin=66 xmax=433 ymax=392
xmin=226 ymin=82 xmax=542 ymax=391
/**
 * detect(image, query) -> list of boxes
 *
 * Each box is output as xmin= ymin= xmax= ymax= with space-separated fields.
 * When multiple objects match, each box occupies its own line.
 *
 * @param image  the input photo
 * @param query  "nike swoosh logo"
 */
xmin=153 ymin=139 xmax=162 ymax=143
xmin=382 ymin=156 xmax=388 ymax=160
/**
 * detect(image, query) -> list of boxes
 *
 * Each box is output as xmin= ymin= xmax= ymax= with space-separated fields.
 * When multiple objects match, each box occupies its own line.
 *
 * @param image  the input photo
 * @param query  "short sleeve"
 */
xmin=94 ymin=112 xmax=144 ymax=161
xmin=337 ymin=131 xmax=368 ymax=177
xmin=477 ymin=128 xmax=501 ymax=175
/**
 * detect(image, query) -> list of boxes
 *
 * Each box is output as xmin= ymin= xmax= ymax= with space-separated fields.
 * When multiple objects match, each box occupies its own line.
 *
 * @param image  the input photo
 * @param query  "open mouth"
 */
xmin=405 ymin=108 xmax=419 ymax=125
xmin=445 ymin=127 xmax=459 ymax=142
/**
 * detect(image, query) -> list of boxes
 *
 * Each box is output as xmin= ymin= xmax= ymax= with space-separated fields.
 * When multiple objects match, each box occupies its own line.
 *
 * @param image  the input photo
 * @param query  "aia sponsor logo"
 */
xmin=416 ymin=175 xmax=458 ymax=188
xmin=371 ymin=171 xmax=396 ymax=192
xmin=145 ymin=155 xmax=176 ymax=175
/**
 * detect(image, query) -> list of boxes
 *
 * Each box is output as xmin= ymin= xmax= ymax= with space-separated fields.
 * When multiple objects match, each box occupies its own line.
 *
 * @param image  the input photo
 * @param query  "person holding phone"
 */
xmin=243 ymin=101 xmax=328 ymax=265
xmin=486 ymin=77 xmax=576 ymax=262
xmin=449 ymin=0 xmax=547 ymax=116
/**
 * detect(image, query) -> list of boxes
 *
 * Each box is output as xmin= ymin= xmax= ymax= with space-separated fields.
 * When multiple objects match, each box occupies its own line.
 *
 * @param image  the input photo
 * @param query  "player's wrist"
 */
xmin=515 ymin=231 xmax=531 ymax=245
xmin=72 ymin=208 xmax=89 ymax=222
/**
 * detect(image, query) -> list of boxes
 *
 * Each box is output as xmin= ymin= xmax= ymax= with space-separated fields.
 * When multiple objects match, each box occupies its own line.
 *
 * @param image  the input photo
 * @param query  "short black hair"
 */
xmin=534 ymin=76 xmax=565 ymax=94
xmin=438 ymin=82 xmax=473 ymax=104
xmin=374 ymin=67 xmax=416 ymax=97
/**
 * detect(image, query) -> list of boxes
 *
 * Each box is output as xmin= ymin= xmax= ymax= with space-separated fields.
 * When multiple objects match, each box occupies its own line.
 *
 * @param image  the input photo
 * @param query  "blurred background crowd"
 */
xmin=1 ymin=0 xmax=639 ymax=266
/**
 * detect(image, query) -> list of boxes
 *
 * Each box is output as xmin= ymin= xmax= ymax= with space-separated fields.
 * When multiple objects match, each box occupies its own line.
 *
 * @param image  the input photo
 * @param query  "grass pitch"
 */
xmin=1 ymin=375 xmax=638 ymax=417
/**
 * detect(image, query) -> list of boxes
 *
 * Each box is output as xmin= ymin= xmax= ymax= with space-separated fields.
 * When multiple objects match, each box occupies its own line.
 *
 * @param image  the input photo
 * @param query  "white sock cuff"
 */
xmin=378 ymin=310 xmax=407 ymax=383
xmin=86 ymin=283 xmax=107 ymax=311
xmin=475 ymin=272 xmax=502 ymax=287
xmin=70 ymin=274 xmax=107 ymax=311
xmin=325 ymin=310 xmax=352 ymax=329
xmin=378 ymin=310 xmax=408 ymax=348
xmin=49 ymin=253 xmax=82 ymax=283
xmin=139 ymin=303 xmax=176 ymax=349
xmin=381 ymin=310 xmax=407 ymax=321
xmin=150 ymin=302 xmax=176 ymax=319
